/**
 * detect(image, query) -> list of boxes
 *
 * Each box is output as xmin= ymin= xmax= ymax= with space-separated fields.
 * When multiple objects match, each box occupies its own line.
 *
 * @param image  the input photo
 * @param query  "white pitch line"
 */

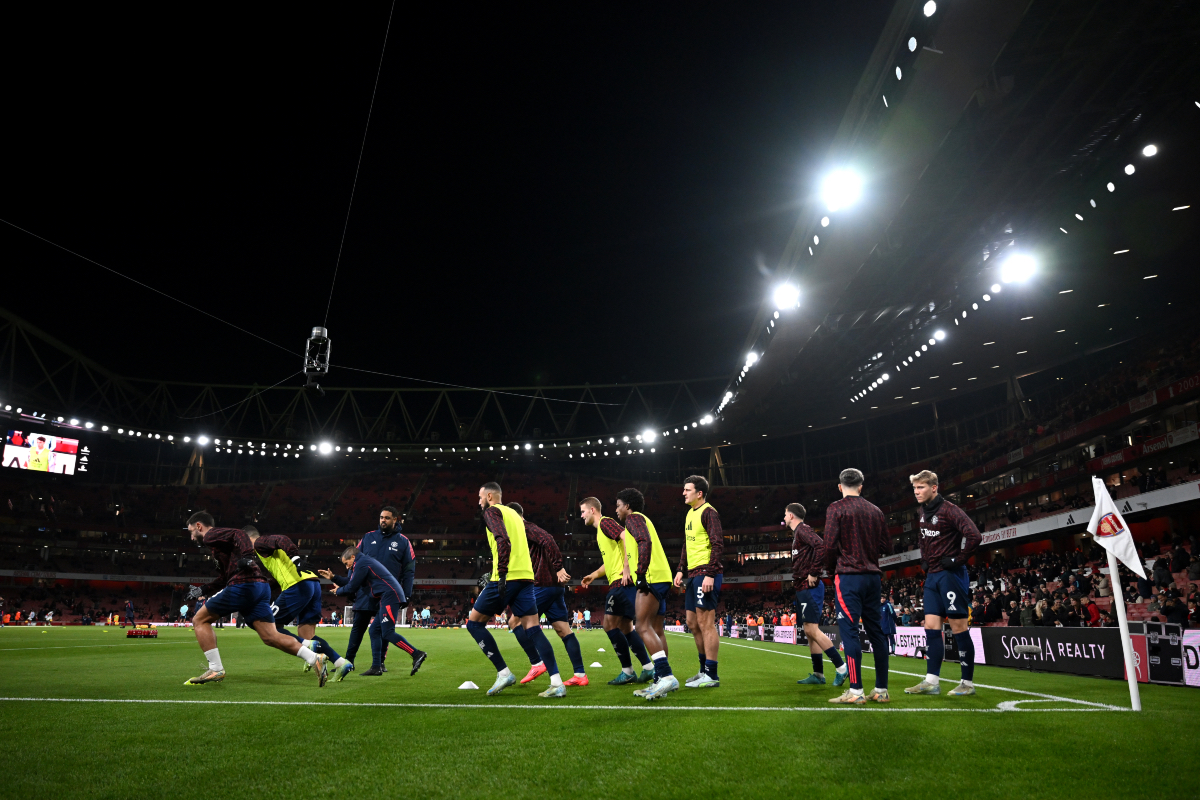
xmin=0 ymin=697 xmax=1111 ymax=712
xmin=666 ymin=633 xmax=1125 ymax=711
xmin=0 ymin=642 xmax=193 ymax=652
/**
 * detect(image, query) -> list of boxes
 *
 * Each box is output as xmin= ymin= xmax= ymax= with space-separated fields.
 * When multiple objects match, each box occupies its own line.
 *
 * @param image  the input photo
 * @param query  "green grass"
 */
xmin=0 ymin=624 xmax=1197 ymax=799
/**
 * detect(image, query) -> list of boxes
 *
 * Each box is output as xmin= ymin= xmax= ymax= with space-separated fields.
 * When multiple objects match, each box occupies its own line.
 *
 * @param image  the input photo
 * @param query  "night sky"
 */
xmin=0 ymin=4 xmax=892 ymax=392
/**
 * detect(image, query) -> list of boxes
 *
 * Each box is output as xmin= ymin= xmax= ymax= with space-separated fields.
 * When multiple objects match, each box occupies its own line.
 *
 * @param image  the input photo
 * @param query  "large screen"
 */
xmin=3 ymin=430 xmax=82 ymax=475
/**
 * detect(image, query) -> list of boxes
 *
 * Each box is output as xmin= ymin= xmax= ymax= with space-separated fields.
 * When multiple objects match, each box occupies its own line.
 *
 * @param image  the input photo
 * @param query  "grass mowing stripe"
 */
xmin=0 ymin=642 xmax=194 ymax=651
xmin=0 ymin=696 xmax=1113 ymax=712
xmin=666 ymin=632 xmax=1127 ymax=711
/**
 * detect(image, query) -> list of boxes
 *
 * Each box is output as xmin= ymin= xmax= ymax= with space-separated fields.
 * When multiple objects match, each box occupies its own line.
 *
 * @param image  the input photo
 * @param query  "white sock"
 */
xmin=961 ymin=679 xmax=973 ymax=687
xmin=301 ymin=639 xmax=315 ymax=650
xmin=575 ymin=671 xmax=587 ymax=677
xmin=498 ymin=666 xmax=513 ymax=679
xmin=550 ymin=673 xmax=563 ymax=687
xmin=622 ymin=666 xmax=635 ymax=675
xmin=204 ymin=648 xmax=223 ymax=672
xmin=334 ymin=657 xmax=349 ymax=669
xmin=651 ymin=650 xmax=666 ymax=661
xmin=532 ymin=661 xmax=544 ymax=668
xmin=926 ymin=673 xmax=940 ymax=685
xmin=297 ymin=646 xmax=318 ymax=665
xmin=849 ymin=688 xmax=864 ymax=696
xmin=642 ymin=662 xmax=655 ymax=671
xmin=836 ymin=664 xmax=848 ymax=674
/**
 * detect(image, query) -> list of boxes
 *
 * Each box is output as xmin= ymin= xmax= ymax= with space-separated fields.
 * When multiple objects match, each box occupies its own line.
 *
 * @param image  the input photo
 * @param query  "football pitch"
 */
xmin=1 ymin=626 xmax=1197 ymax=799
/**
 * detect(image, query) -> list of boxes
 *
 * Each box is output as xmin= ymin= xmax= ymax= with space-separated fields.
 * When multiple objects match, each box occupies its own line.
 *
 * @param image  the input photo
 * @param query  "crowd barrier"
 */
xmin=717 ymin=621 xmax=1195 ymax=687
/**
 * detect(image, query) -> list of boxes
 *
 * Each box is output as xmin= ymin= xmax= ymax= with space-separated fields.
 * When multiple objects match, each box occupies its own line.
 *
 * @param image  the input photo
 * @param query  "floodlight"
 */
xmin=318 ymin=442 xmax=333 ymax=454
xmin=1142 ymin=145 xmax=1157 ymax=157
xmin=1000 ymin=253 xmax=1036 ymax=283
xmin=820 ymin=169 xmax=862 ymax=212
xmin=773 ymin=284 xmax=800 ymax=309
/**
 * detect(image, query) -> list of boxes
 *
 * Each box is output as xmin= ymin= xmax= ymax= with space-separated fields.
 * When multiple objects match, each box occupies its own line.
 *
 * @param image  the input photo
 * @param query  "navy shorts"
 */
xmin=272 ymin=579 xmax=323 ymax=627
xmin=923 ymin=567 xmax=970 ymax=618
xmin=795 ymin=581 xmax=824 ymax=625
xmin=535 ymin=586 xmax=569 ymax=624
xmin=605 ymin=585 xmax=637 ymax=620
xmin=204 ymin=582 xmax=274 ymax=624
xmin=473 ymin=579 xmax=537 ymax=618
xmin=643 ymin=581 xmax=671 ymax=618
xmin=684 ymin=575 xmax=723 ymax=612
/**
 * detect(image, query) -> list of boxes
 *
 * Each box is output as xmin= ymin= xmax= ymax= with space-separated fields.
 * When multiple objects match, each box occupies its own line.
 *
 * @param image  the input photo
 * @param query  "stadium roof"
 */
xmin=717 ymin=0 xmax=1200 ymax=439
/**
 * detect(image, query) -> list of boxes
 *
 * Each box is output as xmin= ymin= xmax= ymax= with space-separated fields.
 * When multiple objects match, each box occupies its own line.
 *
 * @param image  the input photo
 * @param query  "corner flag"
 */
xmin=1087 ymin=477 xmax=1146 ymax=579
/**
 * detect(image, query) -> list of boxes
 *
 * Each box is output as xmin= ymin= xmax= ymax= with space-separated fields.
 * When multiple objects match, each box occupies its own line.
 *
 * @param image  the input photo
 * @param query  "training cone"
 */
xmin=590 ymin=661 xmax=603 ymax=668
xmin=459 ymin=681 xmax=479 ymax=690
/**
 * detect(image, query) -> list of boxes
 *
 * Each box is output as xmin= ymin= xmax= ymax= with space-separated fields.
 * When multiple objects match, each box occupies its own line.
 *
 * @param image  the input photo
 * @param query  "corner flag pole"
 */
xmin=1105 ymin=550 xmax=1142 ymax=711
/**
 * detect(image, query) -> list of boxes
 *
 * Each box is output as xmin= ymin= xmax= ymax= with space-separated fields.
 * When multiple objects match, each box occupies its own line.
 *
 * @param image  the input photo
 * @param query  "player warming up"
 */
xmin=904 ymin=470 xmax=982 ymax=698
xmin=246 ymin=526 xmax=353 ymax=681
xmin=615 ymin=488 xmax=679 ymax=700
xmin=822 ymin=469 xmax=891 ymax=704
xmin=673 ymin=475 xmax=724 ymax=689
xmin=183 ymin=511 xmax=328 ymax=686
xmin=504 ymin=502 xmax=588 ymax=686
xmin=467 ymin=482 xmax=566 ymax=698
xmin=579 ymin=497 xmax=656 ymax=686
xmin=785 ymin=503 xmax=847 ymax=687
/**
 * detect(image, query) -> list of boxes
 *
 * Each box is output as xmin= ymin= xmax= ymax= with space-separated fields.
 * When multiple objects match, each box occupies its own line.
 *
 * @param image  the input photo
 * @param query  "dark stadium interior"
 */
xmin=5 ymin=4 xmax=1200 ymax=795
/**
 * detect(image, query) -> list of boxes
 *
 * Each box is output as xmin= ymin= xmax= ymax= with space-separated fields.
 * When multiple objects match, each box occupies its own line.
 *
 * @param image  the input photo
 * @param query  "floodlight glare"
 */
xmin=991 ymin=283 xmax=1002 ymax=293
xmin=908 ymin=37 xmax=917 ymax=52
xmin=923 ymin=1 xmax=936 ymax=16
xmin=745 ymin=352 xmax=759 ymax=366
xmin=197 ymin=436 xmax=209 ymax=445
xmin=643 ymin=429 xmax=657 ymax=442
xmin=1000 ymin=253 xmax=1036 ymax=283
xmin=773 ymin=284 xmax=800 ymax=309
xmin=1124 ymin=164 xmax=1135 ymax=175
xmin=820 ymin=169 xmax=862 ymax=212
xmin=318 ymin=442 xmax=333 ymax=454
xmin=1142 ymin=144 xmax=1157 ymax=157
xmin=934 ymin=330 xmax=946 ymax=341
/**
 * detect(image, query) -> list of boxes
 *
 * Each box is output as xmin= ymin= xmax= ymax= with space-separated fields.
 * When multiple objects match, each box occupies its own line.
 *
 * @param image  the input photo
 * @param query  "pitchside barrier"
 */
xmin=717 ymin=622 xmax=1196 ymax=688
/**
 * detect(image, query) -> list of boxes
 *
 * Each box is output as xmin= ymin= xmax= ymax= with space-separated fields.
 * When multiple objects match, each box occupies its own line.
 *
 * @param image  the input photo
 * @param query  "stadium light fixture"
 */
xmin=923 ymin=1 xmax=936 ymax=16
xmin=643 ymin=429 xmax=657 ymax=442
xmin=991 ymin=284 xmax=1001 ymax=293
xmin=182 ymin=436 xmax=190 ymax=442
xmin=69 ymin=418 xmax=79 ymax=426
xmin=197 ymin=436 xmax=209 ymax=445
xmin=773 ymin=284 xmax=800 ymax=310
xmin=85 ymin=422 xmax=93 ymax=429
xmin=318 ymin=442 xmax=333 ymax=454
xmin=895 ymin=66 xmax=902 ymax=80
xmin=745 ymin=352 xmax=759 ymax=366
xmin=908 ymin=36 xmax=917 ymax=51
xmin=1124 ymin=164 xmax=1135 ymax=175
xmin=821 ymin=169 xmax=862 ymax=212
xmin=934 ymin=330 xmax=946 ymax=341
xmin=821 ymin=216 xmax=829 ymax=227
xmin=999 ymin=253 xmax=1036 ymax=283
xmin=524 ymin=443 xmax=531 ymax=450
xmin=1142 ymin=144 xmax=1157 ymax=157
